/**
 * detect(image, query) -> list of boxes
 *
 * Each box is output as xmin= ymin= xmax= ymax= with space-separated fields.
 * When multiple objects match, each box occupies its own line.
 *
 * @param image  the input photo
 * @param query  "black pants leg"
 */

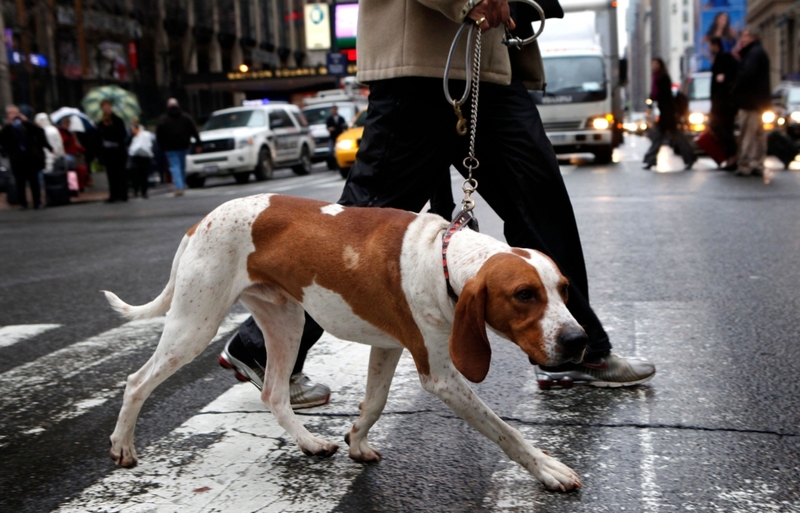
xmin=12 ymin=164 xmax=40 ymax=208
xmin=643 ymin=127 xmax=666 ymax=166
xmin=451 ymin=79 xmax=610 ymax=355
xmin=105 ymin=153 xmax=128 ymax=201
xmin=131 ymin=156 xmax=150 ymax=197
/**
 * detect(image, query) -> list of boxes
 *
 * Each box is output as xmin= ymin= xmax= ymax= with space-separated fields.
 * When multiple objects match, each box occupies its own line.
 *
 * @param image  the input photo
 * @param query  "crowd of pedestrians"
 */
xmin=0 ymin=97 xmax=200 ymax=209
xmin=645 ymin=25 xmax=772 ymax=177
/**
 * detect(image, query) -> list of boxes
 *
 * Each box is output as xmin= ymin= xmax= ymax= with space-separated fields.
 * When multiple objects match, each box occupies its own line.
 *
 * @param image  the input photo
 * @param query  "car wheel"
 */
xmin=593 ymin=146 xmax=614 ymax=165
xmin=254 ymin=147 xmax=273 ymax=181
xmin=186 ymin=175 xmax=206 ymax=188
xmin=234 ymin=172 xmax=251 ymax=184
xmin=339 ymin=166 xmax=350 ymax=179
xmin=292 ymin=145 xmax=312 ymax=175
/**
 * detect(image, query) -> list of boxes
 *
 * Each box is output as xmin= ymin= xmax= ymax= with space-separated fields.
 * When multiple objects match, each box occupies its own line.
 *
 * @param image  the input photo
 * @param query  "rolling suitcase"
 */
xmin=44 ymin=171 xmax=71 ymax=206
xmin=696 ymin=130 xmax=726 ymax=165
xmin=767 ymin=130 xmax=798 ymax=169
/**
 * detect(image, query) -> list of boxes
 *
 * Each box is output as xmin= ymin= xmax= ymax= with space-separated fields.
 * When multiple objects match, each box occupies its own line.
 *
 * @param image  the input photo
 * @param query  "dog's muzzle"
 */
xmin=558 ymin=326 xmax=588 ymax=363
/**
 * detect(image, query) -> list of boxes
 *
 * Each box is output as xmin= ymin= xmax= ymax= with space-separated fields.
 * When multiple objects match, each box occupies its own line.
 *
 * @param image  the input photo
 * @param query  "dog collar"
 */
xmin=442 ymin=209 xmax=480 ymax=303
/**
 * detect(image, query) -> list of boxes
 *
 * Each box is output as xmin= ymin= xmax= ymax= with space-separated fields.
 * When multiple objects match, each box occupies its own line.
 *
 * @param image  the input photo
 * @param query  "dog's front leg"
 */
xmin=419 ymin=362 xmax=581 ymax=492
xmin=346 ymin=346 xmax=403 ymax=462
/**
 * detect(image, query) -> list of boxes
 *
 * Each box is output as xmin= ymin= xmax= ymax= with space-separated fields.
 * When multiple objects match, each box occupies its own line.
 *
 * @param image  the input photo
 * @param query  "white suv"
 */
xmin=185 ymin=103 xmax=315 ymax=188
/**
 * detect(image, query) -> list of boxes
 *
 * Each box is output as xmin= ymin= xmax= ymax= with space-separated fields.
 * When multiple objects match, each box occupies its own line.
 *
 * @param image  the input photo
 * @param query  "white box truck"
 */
xmin=532 ymin=0 xmax=626 ymax=164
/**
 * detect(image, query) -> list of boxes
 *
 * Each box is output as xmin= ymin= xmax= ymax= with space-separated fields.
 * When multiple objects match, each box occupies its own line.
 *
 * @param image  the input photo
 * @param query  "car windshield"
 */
xmin=203 ymin=110 xmax=264 ymax=130
xmin=687 ymin=75 xmax=711 ymax=100
xmin=352 ymin=110 xmax=368 ymax=128
xmin=542 ymin=56 xmax=606 ymax=95
xmin=787 ymin=88 xmax=800 ymax=104
xmin=302 ymin=105 xmax=356 ymax=125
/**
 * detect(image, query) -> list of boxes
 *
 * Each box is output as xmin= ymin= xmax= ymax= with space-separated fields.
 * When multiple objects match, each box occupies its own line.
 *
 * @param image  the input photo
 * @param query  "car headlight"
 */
xmin=790 ymin=111 xmax=800 ymax=123
xmin=762 ymin=111 xmax=776 ymax=124
xmin=688 ymin=112 xmax=705 ymax=125
xmin=336 ymin=139 xmax=355 ymax=151
xmin=591 ymin=117 xmax=611 ymax=130
xmin=237 ymin=138 xmax=254 ymax=148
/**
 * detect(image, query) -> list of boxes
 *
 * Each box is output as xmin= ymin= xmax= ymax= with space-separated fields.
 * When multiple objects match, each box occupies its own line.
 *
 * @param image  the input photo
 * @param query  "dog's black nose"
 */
xmin=558 ymin=327 xmax=588 ymax=363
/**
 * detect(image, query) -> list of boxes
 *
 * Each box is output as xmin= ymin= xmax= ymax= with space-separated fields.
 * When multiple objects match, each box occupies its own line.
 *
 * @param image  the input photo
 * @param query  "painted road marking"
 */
xmin=57 ymin=335 xmax=422 ymax=513
xmin=0 ymin=313 xmax=248 ymax=443
xmin=0 ymin=324 xmax=61 ymax=348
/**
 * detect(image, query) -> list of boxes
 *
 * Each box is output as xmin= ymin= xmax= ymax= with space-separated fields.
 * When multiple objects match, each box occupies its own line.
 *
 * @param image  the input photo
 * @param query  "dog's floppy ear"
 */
xmin=449 ymin=274 xmax=491 ymax=383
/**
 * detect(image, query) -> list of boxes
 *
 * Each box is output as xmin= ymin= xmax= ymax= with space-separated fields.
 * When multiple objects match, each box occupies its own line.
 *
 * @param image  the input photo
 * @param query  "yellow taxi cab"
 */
xmin=334 ymin=109 xmax=367 ymax=178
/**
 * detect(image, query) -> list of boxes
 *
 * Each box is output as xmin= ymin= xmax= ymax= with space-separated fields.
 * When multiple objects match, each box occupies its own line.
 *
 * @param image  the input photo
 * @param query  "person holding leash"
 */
xmin=221 ymin=0 xmax=656 ymax=396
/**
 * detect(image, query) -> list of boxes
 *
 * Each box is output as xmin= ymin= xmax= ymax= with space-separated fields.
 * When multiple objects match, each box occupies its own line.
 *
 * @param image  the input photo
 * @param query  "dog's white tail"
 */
xmin=102 ymin=235 xmax=191 ymax=320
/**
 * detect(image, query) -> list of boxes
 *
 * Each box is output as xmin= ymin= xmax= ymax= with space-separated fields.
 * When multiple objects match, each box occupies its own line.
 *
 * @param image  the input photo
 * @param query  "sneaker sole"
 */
xmin=537 ymin=369 xmax=656 ymax=389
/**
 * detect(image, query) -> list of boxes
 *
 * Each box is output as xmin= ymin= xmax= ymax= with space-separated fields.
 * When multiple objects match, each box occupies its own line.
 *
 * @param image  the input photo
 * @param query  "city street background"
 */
xmin=1 ymin=137 xmax=799 ymax=512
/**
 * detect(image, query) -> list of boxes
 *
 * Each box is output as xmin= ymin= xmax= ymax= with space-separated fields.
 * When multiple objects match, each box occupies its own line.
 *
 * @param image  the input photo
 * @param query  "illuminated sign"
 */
xmin=226 ymin=64 xmax=357 ymax=81
xmin=335 ymin=4 xmax=358 ymax=50
xmin=304 ymin=4 xmax=331 ymax=50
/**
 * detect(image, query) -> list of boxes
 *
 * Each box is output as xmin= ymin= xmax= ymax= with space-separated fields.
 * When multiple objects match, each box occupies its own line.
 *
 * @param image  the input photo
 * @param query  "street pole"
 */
xmin=45 ymin=0 xmax=59 ymax=110
xmin=0 ymin=8 xmax=13 ymax=109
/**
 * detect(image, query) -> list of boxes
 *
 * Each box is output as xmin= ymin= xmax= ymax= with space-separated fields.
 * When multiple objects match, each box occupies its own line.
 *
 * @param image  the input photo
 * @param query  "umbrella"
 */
xmin=81 ymin=85 xmax=141 ymax=125
xmin=50 ymin=107 xmax=94 ymax=132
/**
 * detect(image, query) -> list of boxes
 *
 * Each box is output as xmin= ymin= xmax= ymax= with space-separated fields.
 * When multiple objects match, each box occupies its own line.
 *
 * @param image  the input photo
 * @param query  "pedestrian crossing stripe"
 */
xmin=0 ymin=313 xmax=249 ymax=447
xmin=0 ymin=324 xmax=61 ymax=349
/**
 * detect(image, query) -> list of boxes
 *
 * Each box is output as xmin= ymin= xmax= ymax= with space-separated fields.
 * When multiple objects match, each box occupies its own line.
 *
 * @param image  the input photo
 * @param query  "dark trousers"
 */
xmin=710 ymin=111 xmax=737 ymax=159
xmin=103 ymin=152 xmax=129 ymax=202
xmin=643 ymin=125 xmax=695 ymax=166
xmin=11 ymin=162 xmax=41 ymax=209
xmin=240 ymin=76 xmax=613 ymax=371
xmin=130 ymin=156 xmax=152 ymax=197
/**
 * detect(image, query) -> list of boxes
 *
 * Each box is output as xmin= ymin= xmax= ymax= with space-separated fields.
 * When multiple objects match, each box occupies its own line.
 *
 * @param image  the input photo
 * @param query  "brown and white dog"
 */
xmin=104 ymin=194 xmax=587 ymax=492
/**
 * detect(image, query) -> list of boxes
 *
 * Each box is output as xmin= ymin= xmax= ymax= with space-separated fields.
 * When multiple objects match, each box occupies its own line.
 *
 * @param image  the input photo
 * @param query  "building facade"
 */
xmin=2 ymin=0 xmax=353 ymax=122
xmin=746 ymin=0 xmax=796 ymax=88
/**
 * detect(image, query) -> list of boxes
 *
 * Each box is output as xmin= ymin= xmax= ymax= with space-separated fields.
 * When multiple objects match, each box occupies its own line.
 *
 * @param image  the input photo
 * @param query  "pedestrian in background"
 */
xmin=128 ymin=119 xmax=155 ymax=199
xmin=708 ymin=37 xmax=739 ymax=170
xmin=0 ymin=105 xmax=52 ymax=210
xmin=156 ymin=98 xmax=199 ymax=197
xmin=643 ymin=58 xmax=696 ymax=170
xmin=34 ymin=113 xmax=65 ymax=172
xmin=325 ymin=105 xmax=347 ymax=165
xmin=732 ymin=27 xmax=771 ymax=179
xmin=96 ymin=99 xmax=129 ymax=203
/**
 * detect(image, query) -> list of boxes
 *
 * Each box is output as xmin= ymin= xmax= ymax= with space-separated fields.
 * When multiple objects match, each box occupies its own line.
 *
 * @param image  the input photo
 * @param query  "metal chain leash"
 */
xmin=461 ymin=24 xmax=482 ymax=212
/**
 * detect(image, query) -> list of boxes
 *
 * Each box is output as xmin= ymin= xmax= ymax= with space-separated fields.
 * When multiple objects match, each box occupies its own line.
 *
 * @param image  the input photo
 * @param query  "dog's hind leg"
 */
xmin=110 ymin=273 xmax=237 ymax=467
xmin=346 ymin=346 xmax=403 ymax=462
xmin=241 ymin=296 xmax=339 ymax=457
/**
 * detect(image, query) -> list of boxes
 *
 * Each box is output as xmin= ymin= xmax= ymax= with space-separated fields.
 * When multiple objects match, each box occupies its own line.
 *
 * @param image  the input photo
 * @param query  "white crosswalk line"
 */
xmin=57 ymin=336 xmax=422 ymax=513
xmin=0 ymin=324 xmax=61 ymax=348
xmin=0 ymin=312 xmax=249 ymax=442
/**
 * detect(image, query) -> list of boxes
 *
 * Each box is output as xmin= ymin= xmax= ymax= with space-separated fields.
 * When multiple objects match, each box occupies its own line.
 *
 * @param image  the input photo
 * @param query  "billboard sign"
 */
xmin=305 ymin=4 xmax=331 ymax=50
xmin=694 ymin=0 xmax=746 ymax=71
xmin=335 ymin=3 xmax=358 ymax=50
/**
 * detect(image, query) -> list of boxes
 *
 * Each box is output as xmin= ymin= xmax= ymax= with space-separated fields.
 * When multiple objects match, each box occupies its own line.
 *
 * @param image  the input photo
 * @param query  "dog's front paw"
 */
xmin=299 ymin=436 xmax=339 ymax=458
xmin=344 ymin=431 xmax=382 ymax=463
xmin=109 ymin=437 xmax=138 ymax=468
xmin=531 ymin=451 xmax=582 ymax=492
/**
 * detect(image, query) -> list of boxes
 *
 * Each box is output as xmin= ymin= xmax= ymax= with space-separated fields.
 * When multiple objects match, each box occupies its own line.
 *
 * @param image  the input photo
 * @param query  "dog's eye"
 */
xmin=560 ymin=284 xmax=569 ymax=301
xmin=514 ymin=289 xmax=535 ymax=302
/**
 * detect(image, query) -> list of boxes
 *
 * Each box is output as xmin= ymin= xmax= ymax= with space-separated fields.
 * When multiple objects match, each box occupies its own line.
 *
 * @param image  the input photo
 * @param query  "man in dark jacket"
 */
xmin=325 ymin=106 xmax=348 ymax=157
xmin=709 ymin=37 xmax=739 ymax=169
xmin=0 ymin=105 xmax=53 ymax=209
xmin=733 ymin=27 xmax=771 ymax=177
xmin=96 ymin=99 xmax=129 ymax=203
xmin=156 ymin=98 xmax=200 ymax=196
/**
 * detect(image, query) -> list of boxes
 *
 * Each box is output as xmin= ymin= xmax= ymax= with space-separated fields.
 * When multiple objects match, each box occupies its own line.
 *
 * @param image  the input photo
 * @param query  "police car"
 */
xmin=185 ymin=103 xmax=315 ymax=188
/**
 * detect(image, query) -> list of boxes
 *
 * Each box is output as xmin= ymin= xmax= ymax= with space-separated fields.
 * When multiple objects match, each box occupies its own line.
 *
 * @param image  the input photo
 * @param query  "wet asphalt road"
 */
xmin=1 ymin=137 xmax=799 ymax=512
